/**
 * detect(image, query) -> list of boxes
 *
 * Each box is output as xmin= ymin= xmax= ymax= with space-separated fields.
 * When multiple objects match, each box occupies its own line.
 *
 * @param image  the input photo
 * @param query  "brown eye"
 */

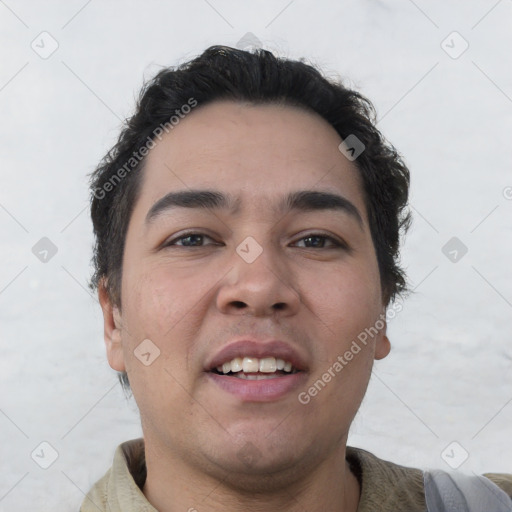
xmin=165 ymin=232 xmax=218 ymax=247
xmin=293 ymin=234 xmax=347 ymax=249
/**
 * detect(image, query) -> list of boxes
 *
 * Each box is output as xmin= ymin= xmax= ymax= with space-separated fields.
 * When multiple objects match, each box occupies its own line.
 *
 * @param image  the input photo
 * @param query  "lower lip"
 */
xmin=206 ymin=372 xmax=307 ymax=402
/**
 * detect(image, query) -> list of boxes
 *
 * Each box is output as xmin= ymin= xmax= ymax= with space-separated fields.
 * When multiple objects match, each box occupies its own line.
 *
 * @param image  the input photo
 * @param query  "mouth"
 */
xmin=205 ymin=340 xmax=309 ymax=402
xmin=210 ymin=356 xmax=300 ymax=380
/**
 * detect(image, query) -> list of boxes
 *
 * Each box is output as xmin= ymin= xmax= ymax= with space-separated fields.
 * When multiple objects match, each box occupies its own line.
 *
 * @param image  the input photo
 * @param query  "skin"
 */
xmin=99 ymin=100 xmax=391 ymax=512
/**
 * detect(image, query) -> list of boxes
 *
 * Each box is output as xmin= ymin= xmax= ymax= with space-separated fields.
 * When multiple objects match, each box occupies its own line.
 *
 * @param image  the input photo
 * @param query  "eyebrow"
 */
xmin=145 ymin=189 xmax=364 ymax=229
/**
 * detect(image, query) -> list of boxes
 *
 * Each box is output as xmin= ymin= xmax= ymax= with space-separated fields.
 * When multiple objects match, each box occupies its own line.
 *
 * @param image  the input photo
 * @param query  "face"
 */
xmin=100 ymin=101 xmax=390 ymax=482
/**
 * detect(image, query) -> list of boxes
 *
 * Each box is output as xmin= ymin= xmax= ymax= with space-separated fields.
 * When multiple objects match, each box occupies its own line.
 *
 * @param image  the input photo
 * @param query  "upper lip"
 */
xmin=205 ymin=338 xmax=309 ymax=372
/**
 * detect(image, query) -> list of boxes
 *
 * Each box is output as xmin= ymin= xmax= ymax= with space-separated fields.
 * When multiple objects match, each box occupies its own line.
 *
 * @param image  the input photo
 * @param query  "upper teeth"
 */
xmin=216 ymin=357 xmax=294 ymax=374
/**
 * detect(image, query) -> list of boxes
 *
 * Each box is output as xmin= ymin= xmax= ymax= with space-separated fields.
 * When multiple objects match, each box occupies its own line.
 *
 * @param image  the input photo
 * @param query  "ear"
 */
xmin=375 ymin=334 xmax=391 ymax=360
xmin=98 ymin=278 xmax=126 ymax=372
xmin=374 ymin=311 xmax=391 ymax=361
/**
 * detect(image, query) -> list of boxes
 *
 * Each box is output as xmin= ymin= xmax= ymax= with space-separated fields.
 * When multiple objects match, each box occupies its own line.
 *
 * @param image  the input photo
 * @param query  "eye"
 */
xmin=164 ymin=232 xmax=219 ymax=247
xmin=162 ymin=232 xmax=348 ymax=250
xmin=293 ymin=234 xmax=347 ymax=249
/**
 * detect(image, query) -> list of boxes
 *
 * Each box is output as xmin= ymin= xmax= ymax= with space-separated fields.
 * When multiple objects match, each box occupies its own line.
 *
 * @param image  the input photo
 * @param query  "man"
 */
xmin=82 ymin=45 xmax=512 ymax=511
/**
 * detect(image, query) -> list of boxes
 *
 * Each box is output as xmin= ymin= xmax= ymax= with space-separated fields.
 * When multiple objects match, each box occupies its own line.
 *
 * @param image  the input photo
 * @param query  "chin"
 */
xmin=210 ymin=448 xmax=311 ymax=493
xmin=218 ymin=429 xmax=312 ymax=469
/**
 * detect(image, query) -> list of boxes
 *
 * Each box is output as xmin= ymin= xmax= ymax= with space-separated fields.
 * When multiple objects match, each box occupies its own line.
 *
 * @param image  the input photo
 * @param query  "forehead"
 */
xmin=147 ymin=100 xmax=343 ymax=169
xmin=136 ymin=100 xmax=367 ymax=221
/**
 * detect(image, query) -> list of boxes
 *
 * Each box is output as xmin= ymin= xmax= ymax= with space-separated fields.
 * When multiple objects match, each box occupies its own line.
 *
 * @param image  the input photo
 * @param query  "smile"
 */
xmin=213 ymin=356 xmax=298 ymax=376
xmin=207 ymin=356 xmax=306 ymax=402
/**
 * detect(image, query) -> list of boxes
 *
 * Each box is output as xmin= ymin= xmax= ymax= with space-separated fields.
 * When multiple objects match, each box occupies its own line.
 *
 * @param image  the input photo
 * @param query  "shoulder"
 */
xmin=80 ymin=466 xmax=111 ymax=511
xmin=346 ymin=446 xmax=426 ymax=511
xmin=483 ymin=472 xmax=512 ymax=499
xmin=80 ymin=438 xmax=154 ymax=512
xmin=346 ymin=447 xmax=512 ymax=510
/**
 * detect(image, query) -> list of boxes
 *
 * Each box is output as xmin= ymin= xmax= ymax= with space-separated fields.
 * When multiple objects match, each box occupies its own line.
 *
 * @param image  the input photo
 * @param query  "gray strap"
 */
xmin=424 ymin=469 xmax=512 ymax=512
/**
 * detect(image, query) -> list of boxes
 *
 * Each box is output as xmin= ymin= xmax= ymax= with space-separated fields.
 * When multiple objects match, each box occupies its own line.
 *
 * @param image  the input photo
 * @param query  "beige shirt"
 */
xmin=81 ymin=438 xmax=512 ymax=511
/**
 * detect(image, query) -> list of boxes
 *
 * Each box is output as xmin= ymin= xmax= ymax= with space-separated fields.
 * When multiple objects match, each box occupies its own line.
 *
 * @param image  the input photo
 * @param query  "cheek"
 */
xmin=120 ymin=264 xmax=212 ymax=386
xmin=123 ymin=264 xmax=200 ymax=337
xmin=119 ymin=267 xmax=200 ymax=419
xmin=314 ymin=260 xmax=382 ymax=333
xmin=306 ymin=258 xmax=382 ymax=397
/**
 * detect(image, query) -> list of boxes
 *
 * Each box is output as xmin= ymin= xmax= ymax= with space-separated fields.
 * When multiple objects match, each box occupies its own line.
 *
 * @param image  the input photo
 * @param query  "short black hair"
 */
xmin=89 ymin=45 xmax=412 ymax=392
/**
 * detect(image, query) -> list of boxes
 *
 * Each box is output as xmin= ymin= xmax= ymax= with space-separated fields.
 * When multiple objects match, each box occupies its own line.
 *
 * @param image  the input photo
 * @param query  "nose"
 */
xmin=215 ymin=240 xmax=300 ymax=318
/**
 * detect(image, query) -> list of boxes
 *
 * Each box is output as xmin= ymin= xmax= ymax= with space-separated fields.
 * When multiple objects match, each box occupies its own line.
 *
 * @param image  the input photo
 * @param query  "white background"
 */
xmin=1 ymin=1 xmax=511 ymax=510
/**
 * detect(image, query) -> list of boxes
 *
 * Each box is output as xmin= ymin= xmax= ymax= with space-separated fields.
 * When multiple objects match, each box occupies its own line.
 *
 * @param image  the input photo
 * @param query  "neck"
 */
xmin=141 ymin=436 xmax=360 ymax=512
